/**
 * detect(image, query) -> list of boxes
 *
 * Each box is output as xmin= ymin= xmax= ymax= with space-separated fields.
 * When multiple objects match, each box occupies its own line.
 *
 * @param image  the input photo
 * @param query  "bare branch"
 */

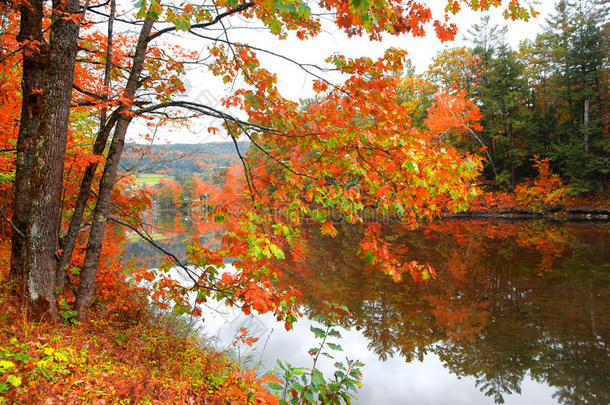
xmin=186 ymin=31 xmax=342 ymax=93
xmin=107 ymin=214 xmax=240 ymax=306
xmin=0 ymin=205 xmax=25 ymax=238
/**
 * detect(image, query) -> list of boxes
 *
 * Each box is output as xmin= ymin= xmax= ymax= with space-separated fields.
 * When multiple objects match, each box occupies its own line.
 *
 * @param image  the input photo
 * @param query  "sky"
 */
xmin=126 ymin=0 xmax=560 ymax=144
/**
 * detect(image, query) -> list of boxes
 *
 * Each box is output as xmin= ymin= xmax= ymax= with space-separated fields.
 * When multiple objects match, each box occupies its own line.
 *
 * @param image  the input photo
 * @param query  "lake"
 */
xmin=125 ymin=213 xmax=609 ymax=404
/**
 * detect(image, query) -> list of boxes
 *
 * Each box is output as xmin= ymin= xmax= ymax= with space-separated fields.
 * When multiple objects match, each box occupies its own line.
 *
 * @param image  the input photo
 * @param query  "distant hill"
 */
xmin=120 ymin=142 xmax=250 ymax=182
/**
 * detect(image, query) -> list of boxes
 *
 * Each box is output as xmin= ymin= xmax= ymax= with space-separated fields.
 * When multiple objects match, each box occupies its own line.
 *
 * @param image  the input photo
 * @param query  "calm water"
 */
xmin=125 ymin=215 xmax=609 ymax=404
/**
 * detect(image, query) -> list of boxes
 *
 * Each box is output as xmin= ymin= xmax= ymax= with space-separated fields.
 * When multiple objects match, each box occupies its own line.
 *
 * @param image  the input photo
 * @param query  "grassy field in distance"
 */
xmin=134 ymin=173 xmax=174 ymax=186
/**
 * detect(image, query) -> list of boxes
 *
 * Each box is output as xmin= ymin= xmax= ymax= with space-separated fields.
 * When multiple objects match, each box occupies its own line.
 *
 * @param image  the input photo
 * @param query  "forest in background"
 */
xmin=121 ymin=142 xmax=250 ymax=180
xmin=427 ymin=0 xmax=608 ymax=194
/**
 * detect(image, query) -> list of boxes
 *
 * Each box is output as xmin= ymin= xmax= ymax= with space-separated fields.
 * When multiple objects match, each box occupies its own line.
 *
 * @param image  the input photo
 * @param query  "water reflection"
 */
xmin=122 ymin=209 xmax=215 ymax=268
xmin=125 ymin=217 xmax=609 ymax=404
xmin=276 ymin=220 xmax=609 ymax=404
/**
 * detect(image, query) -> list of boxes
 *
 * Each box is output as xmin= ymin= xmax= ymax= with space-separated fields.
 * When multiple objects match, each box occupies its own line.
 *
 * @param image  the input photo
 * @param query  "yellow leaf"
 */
xmin=7 ymin=374 xmax=22 ymax=387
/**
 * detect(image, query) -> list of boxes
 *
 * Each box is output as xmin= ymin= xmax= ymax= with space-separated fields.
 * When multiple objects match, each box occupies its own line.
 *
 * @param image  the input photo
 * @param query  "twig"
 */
xmin=0 ymin=204 xmax=24 ymax=238
xmin=146 ymin=2 xmax=256 ymax=43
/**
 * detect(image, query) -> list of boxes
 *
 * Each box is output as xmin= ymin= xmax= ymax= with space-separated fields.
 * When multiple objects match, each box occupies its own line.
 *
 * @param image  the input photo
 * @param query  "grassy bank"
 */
xmin=0 ymin=277 xmax=276 ymax=404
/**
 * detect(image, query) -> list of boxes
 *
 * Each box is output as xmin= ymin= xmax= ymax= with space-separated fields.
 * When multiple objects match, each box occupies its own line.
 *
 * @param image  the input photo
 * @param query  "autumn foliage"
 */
xmin=0 ymin=0 xmax=545 ymax=402
xmin=1 ymin=0 xmax=538 ymax=321
xmin=0 ymin=279 xmax=277 ymax=404
xmin=175 ymin=59 xmax=487 ymax=331
xmin=515 ymin=156 xmax=570 ymax=212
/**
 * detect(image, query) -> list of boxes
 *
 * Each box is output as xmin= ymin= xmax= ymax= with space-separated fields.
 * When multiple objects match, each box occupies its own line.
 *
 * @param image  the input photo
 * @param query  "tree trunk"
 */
xmin=583 ymin=98 xmax=590 ymax=152
xmin=76 ymin=17 xmax=154 ymax=319
xmin=21 ymin=0 xmax=82 ymax=320
xmin=10 ymin=0 xmax=44 ymax=293
xmin=507 ymin=121 xmax=515 ymax=188
xmin=56 ymin=0 xmax=117 ymax=288
xmin=56 ymin=117 xmax=117 ymax=288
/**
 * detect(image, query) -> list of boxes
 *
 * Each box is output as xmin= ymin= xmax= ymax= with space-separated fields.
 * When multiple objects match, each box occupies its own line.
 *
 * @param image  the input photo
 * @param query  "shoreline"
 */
xmin=445 ymin=206 xmax=610 ymax=221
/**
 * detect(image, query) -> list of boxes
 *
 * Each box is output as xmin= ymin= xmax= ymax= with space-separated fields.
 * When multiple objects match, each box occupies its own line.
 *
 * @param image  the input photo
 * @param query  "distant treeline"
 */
xmin=120 ymin=142 xmax=250 ymax=182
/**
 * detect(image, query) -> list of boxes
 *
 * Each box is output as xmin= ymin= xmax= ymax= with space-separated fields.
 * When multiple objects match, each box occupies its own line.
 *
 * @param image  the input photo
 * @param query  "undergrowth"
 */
xmin=0 ymin=271 xmax=277 ymax=404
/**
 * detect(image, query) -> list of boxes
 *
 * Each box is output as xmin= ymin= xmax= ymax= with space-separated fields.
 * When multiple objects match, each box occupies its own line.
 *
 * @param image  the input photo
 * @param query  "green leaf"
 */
xmin=291 ymin=367 xmax=307 ymax=376
xmin=7 ymin=375 xmax=21 ymax=387
xmin=327 ymin=342 xmax=343 ymax=351
xmin=350 ymin=0 xmax=371 ymax=12
xmin=328 ymin=329 xmax=342 ymax=338
xmin=303 ymin=390 xmax=314 ymax=403
xmin=402 ymin=160 xmax=417 ymax=172
xmin=312 ymin=315 xmax=328 ymax=323
xmin=148 ymin=0 xmax=163 ymax=20
xmin=309 ymin=326 xmax=326 ymax=338
xmin=268 ymin=382 xmax=283 ymax=391
xmin=270 ymin=243 xmax=285 ymax=259
xmin=135 ymin=0 xmax=148 ymax=18
xmin=310 ymin=369 xmax=325 ymax=387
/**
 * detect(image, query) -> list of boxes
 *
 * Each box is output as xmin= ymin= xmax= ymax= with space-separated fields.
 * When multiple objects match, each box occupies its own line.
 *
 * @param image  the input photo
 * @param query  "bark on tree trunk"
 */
xmin=10 ymin=0 xmax=44 ymax=293
xmin=76 ymin=18 xmax=154 ymax=320
xmin=507 ymin=121 xmax=515 ymax=188
xmin=21 ymin=0 xmax=82 ymax=320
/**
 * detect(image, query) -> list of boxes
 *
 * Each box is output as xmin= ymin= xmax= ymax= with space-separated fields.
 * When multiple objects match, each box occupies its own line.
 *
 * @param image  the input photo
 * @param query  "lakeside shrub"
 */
xmin=515 ymin=156 xmax=570 ymax=213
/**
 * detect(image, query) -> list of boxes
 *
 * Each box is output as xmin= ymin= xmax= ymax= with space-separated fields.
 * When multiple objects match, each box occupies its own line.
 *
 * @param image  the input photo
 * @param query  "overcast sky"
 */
xmin=126 ymin=0 xmax=559 ymax=144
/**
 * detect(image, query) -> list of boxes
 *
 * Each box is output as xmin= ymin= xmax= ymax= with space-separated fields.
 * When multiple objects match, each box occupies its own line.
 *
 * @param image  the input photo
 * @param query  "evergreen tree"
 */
xmin=427 ymin=1 xmax=609 ymax=193
xmin=534 ymin=0 xmax=608 ymax=192
xmin=467 ymin=17 xmax=529 ymax=188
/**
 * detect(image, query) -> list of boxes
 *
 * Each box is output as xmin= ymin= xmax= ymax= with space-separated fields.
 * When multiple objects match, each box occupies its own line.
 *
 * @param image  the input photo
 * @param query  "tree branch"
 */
xmin=0 ymin=205 xmax=25 ymax=238
xmin=107 ymin=214 xmax=240 ymax=306
xmin=146 ymin=2 xmax=255 ymax=43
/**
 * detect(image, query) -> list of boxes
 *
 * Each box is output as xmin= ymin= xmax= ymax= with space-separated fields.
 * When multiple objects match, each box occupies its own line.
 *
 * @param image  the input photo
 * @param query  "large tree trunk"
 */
xmin=10 ymin=0 xmax=44 ymax=295
xmin=20 ymin=0 xmax=82 ymax=320
xmin=76 ymin=18 xmax=154 ymax=319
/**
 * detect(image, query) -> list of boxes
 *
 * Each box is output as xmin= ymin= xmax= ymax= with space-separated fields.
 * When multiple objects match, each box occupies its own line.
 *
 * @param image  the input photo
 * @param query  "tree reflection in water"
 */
xmin=275 ymin=220 xmax=609 ymax=405
xmin=125 ymin=214 xmax=608 ymax=404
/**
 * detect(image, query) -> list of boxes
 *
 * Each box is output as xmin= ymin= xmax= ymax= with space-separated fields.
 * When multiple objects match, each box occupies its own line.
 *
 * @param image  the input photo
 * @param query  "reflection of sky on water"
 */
xmin=183 ymin=258 xmax=559 ymax=405
xmin=200 ymin=300 xmax=558 ymax=404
